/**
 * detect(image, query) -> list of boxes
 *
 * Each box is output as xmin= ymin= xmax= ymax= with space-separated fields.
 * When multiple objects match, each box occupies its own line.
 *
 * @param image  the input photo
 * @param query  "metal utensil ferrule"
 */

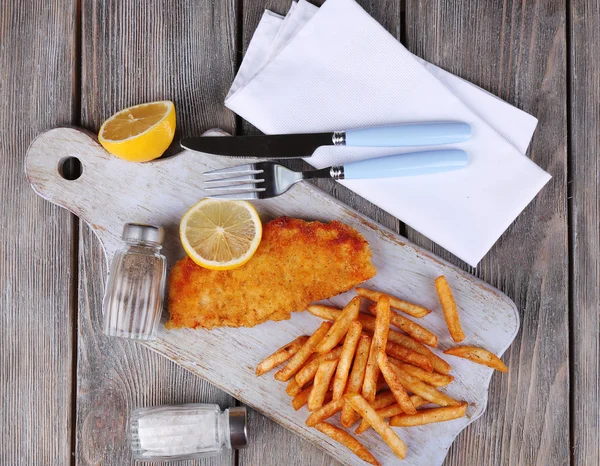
xmin=332 ymin=131 xmax=346 ymax=146
xmin=330 ymin=166 xmax=345 ymax=180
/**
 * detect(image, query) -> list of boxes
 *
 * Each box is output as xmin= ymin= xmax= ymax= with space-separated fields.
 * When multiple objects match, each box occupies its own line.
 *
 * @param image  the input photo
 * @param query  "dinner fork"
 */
xmin=203 ymin=149 xmax=468 ymax=200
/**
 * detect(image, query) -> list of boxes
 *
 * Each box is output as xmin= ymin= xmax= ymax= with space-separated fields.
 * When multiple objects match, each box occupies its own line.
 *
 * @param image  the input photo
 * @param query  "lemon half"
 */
xmin=180 ymin=199 xmax=262 ymax=270
xmin=98 ymin=100 xmax=176 ymax=162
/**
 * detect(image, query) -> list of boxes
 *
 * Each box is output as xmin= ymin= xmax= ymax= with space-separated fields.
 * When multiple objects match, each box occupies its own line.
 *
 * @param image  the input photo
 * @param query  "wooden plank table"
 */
xmin=1 ymin=1 xmax=597 ymax=465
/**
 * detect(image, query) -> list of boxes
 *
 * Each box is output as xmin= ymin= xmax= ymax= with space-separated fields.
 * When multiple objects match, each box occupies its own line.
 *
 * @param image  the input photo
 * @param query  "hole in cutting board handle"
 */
xmin=58 ymin=156 xmax=82 ymax=180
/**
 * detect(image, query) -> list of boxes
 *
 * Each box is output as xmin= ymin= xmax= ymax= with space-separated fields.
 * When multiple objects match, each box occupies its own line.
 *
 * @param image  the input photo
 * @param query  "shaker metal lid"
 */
xmin=228 ymin=406 xmax=248 ymax=449
xmin=122 ymin=223 xmax=165 ymax=245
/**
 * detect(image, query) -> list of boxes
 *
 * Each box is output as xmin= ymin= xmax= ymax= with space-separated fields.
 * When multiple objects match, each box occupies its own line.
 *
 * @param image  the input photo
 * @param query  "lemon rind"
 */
xmin=180 ymin=199 xmax=263 ymax=271
xmin=98 ymin=100 xmax=174 ymax=144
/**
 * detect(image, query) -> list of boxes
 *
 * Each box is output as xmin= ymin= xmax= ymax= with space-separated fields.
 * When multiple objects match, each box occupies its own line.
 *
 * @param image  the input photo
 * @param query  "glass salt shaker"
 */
xmin=130 ymin=404 xmax=248 ymax=461
xmin=102 ymin=223 xmax=167 ymax=340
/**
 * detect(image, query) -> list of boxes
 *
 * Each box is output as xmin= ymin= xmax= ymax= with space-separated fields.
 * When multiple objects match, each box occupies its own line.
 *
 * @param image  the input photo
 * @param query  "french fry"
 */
xmin=295 ymin=347 xmax=343 ymax=387
xmin=342 ymin=408 xmax=362 ymax=429
xmin=444 ymin=346 xmax=508 ymax=372
xmin=314 ymin=423 xmax=381 ymax=466
xmin=411 ymin=395 xmax=427 ymax=408
xmin=390 ymin=402 xmax=468 ymax=427
xmin=362 ymin=297 xmax=390 ymax=403
xmin=286 ymin=378 xmax=303 ymax=397
xmin=342 ymin=406 xmax=362 ymax=428
xmin=308 ymin=360 xmax=338 ymax=411
xmin=353 ymin=390 xmax=400 ymax=434
xmin=256 ymin=336 xmax=309 ymax=376
xmin=340 ymin=335 xmax=371 ymax=428
xmin=306 ymin=304 xmax=342 ymax=320
xmin=371 ymin=390 xmax=399 ymax=410
xmin=377 ymin=352 xmax=416 ymax=414
xmin=292 ymin=385 xmax=313 ymax=410
xmin=355 ymin=418 xmax=377 ymax=435
xmin=385 ymin=341 xmax=434 ymax=372
xmin=291 ymin=386 xmax=333 ymax=410
xmin=306 ymin=398 xmax=345 ymax=426
xmin=368 ymin=303 xmax=438 ymax=347
xmin=333 ymin=321 xmax=362 ymax=400
xmin=356 ymin=287 xmax=431 ymax=318
xmin=301 ymin=353 xmax=319 ymax=370
xmin=393 ymin=366 xmax=460 ymax=406
xmin=355 ymin=396 xmax=428 ymax=434
xmin=390 ymin=360 xmax=454 ymax=387
xmin=315 ymin=296 xmax=361 ymax=354
xmin=344 ymin=393 xmax=407 ymax=460
xmin=275 ymin=322 xmax=332 ymax=381
xmin=307 ymin=305 xmax=450 ymax=374
xmin=347 ymin=390 xmax=400 ymax=435
xmin=387 ymin=334 xmax=451 ymax=375
xmin=435 ymin=276 xmax=465 ymax=342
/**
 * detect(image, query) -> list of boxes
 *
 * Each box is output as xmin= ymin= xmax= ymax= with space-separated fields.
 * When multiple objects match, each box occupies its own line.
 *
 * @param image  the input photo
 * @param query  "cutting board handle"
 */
xmin=26 ymin=128 xmax=109 ymax=218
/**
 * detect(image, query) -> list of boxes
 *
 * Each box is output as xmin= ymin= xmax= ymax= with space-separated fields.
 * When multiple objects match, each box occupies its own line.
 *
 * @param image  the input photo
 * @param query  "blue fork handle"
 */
xmin=342 ymin=150 xmax=468 ymax=179
xmin=344 ymin=122 xmax=472 ymax=147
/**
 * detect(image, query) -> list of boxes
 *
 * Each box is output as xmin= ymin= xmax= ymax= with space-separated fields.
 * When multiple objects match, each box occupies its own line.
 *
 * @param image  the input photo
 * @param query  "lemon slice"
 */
xmin=180 ymin=199 xmax=263 ymax=270
xmin=98 ymin=100 xmax=176 ymax=162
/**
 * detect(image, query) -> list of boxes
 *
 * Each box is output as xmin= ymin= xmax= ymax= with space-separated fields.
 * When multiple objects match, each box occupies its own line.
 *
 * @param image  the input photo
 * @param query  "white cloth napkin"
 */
xmin=225 ymin=0 xmax=550 ymax=267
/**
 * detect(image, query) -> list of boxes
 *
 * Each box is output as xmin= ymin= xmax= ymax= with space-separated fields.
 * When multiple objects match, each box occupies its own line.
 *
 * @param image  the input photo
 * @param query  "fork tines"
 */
xmin=203 ymin=163 xmax=264 ymax=176
xmin=203 ymin=163 xmax=266 ymax=199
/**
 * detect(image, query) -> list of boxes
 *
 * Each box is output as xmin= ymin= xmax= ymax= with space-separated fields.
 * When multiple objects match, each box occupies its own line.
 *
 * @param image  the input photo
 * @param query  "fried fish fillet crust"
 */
xmin=166 ymin=217 xmax=376 ymax=329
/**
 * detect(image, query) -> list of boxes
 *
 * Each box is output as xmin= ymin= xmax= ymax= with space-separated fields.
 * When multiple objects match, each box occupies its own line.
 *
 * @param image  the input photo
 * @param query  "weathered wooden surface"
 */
xmin=26 ymin=127 xmax=520 ymax=466
xmin=76 ymin=1 xmax=238 ymax=464
xmin=2 ymin=0 xmax=598 ymax=465
xmin=404 ymin=2 xmax=570 ymax=465
xmin=569 ymin=1 xmax=600 ymax=464
xmin=0 ymin=1 xmax=77 ymax=465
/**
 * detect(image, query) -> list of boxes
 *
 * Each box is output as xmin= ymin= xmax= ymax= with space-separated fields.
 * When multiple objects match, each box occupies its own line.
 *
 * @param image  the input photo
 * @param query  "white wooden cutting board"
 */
xmin=26 ymin=127 xmax=519 ymax=466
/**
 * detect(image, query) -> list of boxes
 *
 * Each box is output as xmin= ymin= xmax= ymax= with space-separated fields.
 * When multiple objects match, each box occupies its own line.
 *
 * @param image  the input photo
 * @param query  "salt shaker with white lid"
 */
xmin=130 ymin=404 xmax=248 ymax=461
xmin=102 ymin=223 xmax=167 ymax=340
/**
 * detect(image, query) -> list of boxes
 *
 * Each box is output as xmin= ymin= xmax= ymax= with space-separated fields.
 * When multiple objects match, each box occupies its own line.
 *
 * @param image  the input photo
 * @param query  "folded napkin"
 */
xmin=225 ymin=0 xmax=551 ymax=267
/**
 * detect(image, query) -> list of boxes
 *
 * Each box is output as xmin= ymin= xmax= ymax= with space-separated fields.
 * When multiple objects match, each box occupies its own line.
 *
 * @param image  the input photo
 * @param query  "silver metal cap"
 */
xmin=228 ymin=406 xmax=248 ymax=449
xmin=121 ymin=223 xmax=165 ymax=245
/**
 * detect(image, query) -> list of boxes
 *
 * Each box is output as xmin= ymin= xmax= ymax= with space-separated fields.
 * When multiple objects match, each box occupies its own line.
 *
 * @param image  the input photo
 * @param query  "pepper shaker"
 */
xmin=130 ymin=404 xmax=248 ymax=460
xmin=102 ymin=223 xmax=167 ymax=340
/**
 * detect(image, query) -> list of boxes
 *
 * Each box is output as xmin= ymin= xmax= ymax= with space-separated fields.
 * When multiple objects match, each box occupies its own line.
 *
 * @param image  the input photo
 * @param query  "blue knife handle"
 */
xmin=343 ymin=122 xmax=472 ymax=147
xmin=342 ymin=150 xmax=468 ymax=179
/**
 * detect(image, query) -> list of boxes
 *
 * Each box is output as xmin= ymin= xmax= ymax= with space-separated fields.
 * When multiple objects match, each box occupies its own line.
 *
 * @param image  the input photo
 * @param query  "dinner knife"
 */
xmin=180 ymin=122 xmax=472 ymax=159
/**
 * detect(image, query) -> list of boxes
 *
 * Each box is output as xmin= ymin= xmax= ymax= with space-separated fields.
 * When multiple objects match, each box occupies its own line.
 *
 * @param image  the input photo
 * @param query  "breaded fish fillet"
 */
xmin=166 ymin=217 xmax=376 ymax=329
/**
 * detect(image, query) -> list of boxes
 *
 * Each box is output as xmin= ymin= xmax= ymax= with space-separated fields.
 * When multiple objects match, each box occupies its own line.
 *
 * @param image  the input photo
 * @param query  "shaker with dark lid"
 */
xmin=130 ymin=404 xmax=248 ymax=461
xmin=102 ymin=223 xmax=167 ymax=340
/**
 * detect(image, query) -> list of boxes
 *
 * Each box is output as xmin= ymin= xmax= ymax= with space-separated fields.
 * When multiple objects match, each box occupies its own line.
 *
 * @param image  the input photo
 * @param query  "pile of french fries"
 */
xmin=256 ymin=277 xmax=508 ymax=464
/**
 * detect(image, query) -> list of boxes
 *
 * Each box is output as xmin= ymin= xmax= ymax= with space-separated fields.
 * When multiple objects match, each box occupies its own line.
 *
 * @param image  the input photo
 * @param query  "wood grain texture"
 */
xmin=25 ymin=127 xmax=520 ymax=466
xmin=404 ymin=1 xmax=570 ymax=465
xmin=238 ymin=2 xmax=402 ymax=464
xmin=77 ymin=1 xmax=238 ymax=464
xmin=5 ymin=0 xmax=593 ymax=465
xmin=569 ymin=1 xmax=600 ymax=464
xmin=0 ymin=1 xmax=77 ymax=465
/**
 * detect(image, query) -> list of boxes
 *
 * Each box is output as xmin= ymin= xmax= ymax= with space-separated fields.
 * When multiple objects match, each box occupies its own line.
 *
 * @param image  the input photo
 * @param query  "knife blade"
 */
xmin=180 ymin=122 xmax=471 ymax=159
xmin=181 ymin=132 xmax=333 ymax=159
